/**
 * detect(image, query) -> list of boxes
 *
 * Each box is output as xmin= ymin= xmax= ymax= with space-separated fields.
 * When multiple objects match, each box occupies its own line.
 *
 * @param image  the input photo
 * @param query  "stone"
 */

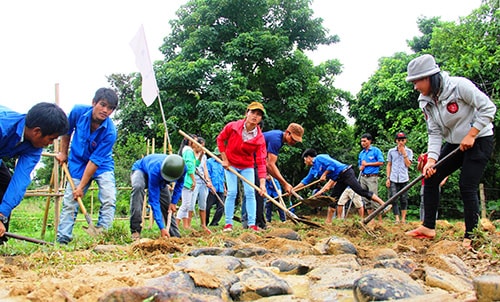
xmin=473 ymin=273 xmax=500 ymax=302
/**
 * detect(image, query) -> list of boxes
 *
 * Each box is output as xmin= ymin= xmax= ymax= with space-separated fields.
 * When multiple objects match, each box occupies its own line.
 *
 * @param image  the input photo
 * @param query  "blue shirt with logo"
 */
xmin=66 ymin=105 xmax=117 ymax=178
xmin=301 ymin=154 xmax=349 ymax=185
xmin=206 ymin=157 xmax=225 ymax=193
xmin=358 ymin=146 xmax=384 ymax=175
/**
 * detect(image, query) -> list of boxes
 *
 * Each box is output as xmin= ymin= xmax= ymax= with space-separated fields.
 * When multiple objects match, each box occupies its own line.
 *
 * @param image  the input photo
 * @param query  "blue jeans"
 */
xmin=57 ymin=171 xmax=116 ymax=244
xmin=225 ymin=167 xmax=255 ymax=226
xmin=192 ymin=177 xmax=209 ymax=211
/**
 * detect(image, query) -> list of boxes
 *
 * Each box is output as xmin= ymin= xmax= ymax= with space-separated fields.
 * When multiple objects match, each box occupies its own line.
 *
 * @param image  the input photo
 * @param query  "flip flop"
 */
xmin=405 ymin=229 xmax=434 ymax=239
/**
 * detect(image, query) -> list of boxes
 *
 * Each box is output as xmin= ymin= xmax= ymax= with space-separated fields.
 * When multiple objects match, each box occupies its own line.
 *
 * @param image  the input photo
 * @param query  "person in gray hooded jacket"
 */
xmin=404 ymin=54 xmax=496 ymax=250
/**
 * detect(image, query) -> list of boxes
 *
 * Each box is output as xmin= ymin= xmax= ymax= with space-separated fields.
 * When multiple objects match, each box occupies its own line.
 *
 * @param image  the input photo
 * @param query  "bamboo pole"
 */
xmin=480 ymin=183 xmax=486 ymax=219
xmin=41 ymin=170 xmax=55 ymax=239
xmin=53 ymin=83 xmax=61 ymax=234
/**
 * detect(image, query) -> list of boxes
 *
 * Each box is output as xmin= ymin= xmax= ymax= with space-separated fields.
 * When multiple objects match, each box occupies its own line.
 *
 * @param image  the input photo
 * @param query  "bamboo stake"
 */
xmin=53 ymin=84 xmax=61 ymax=236
xmin=41 ymin=170 xmax=55 ymax=239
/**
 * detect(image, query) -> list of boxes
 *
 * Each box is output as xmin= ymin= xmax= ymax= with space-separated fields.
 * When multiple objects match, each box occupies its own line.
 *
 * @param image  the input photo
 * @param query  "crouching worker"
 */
xmin=293 ymin=149 xmax=387 ymax=222
xmin=0 ymin=103 xmax=69 ymax=243
xmin=130 ymin=154 xmax=186 ymax=240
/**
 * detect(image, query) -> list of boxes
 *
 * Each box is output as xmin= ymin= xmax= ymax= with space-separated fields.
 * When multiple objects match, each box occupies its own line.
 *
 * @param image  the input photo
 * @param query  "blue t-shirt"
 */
xmin=358 ymin=146 xmax=384 ymax=175
xmin=301 ymin=154 xmax=349 ymax=185
xmin=263 ymin=130 xmax=284 ymax=156
xmin=207 ymin=157 xmax=225 ymax=193
xmin=265 ymin=177 xmax=281 ymax=198
xmin=67 ymin=105 xmax=117 ymax=178
xmin=0 ymin=106 xmax=43 ymax=217
xmin=132 ymin=154 xmax=186 ymax=230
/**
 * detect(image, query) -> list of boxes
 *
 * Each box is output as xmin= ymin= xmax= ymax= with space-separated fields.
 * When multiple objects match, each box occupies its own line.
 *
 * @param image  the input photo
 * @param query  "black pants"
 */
xmin=206 ymin=191 xmax=224 ymax=226
xmin=330 ymin=167 xmax=374 ymax=204
xmin=0 ymin=161 xmax=12 ymax=243
xmin=254 ymin=170 xmax=267 ymax=229
xmin=423 ymin=136 xmax=493 ymax=239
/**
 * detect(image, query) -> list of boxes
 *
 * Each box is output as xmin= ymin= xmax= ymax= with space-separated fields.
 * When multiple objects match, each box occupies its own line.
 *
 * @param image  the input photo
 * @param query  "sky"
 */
xmin=0 ymin=0 xmax=482 ymax=114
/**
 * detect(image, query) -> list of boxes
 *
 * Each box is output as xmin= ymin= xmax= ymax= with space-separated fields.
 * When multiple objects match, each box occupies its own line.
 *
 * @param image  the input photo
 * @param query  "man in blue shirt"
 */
xmin=294 ymin=149 xmax=386 ymax=224
xmin=252 ymin=123 xmax=304 ymax=229
xmin=358 ymin=133 xmax=386 ymax=222
xmin=130 ymin=154 xmax=186 ymax=240
xmin=0 ymin=103 xmax=69 ymax=243
xmin=56 ymin=88 xmax=119 ymax=244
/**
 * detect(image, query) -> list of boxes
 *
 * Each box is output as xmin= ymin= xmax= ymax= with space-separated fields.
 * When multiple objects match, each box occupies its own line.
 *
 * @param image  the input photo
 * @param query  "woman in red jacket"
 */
xmin=217 ymin=102 xmax=267 ymax=232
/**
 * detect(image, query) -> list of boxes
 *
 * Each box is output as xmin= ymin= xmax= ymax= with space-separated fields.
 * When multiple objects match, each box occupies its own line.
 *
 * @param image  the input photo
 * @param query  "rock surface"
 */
xmin=1 ymin=221 xmax=499 ymax=301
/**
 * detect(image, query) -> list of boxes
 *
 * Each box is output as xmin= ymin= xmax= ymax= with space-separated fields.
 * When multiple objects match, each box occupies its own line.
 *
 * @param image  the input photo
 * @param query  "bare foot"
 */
xmin=462 ymin=238 xmax=472 ymax=250
xmin=202 ymin=226 xmax=212 ymax=234
xmin=405 ymin=226 xmax=436 ymax=239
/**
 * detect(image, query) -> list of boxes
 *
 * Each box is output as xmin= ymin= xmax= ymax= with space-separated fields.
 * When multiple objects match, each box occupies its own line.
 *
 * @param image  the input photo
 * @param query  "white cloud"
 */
xmin=0 ymin=0 xmax=481 ymax=113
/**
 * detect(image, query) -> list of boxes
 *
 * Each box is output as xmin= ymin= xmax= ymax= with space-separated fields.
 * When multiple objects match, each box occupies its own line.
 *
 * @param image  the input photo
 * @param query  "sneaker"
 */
xmin=249 ymin=225 xmax=260 ymax=232
xmin=131 ymin=232 xmax=141 ymax=241
xmin=223 ymin=224 xmax=233 ymax=232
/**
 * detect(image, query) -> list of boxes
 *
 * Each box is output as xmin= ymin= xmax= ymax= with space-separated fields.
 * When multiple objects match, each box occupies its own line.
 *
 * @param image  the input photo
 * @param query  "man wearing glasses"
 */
xmin=386 ymin=132 xmax=413 ymax=224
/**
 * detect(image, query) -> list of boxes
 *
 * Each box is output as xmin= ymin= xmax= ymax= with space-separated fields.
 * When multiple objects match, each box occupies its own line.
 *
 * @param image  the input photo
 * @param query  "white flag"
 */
xmin=130 ymin=25 xmax=159 ymax=107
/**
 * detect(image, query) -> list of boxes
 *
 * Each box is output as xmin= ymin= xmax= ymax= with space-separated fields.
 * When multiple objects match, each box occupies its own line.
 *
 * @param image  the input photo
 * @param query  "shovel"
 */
xmin=362 ymin=147 xmax=461 ymax=225
xmin=179 ymin=130 xmax=323 ymax=229
xmin=289 ymin=191 xmax=335 ymax=209
xmin=61 ymin=163 xmax=99 ymax=236
xmin=5 ymin=232 xmax=54 ymax=246
xmin=291 ymin=190 xmax=338 ymax=207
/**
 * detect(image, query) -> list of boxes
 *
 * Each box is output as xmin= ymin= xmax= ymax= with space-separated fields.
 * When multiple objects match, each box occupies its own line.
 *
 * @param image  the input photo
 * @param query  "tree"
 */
xmin=117 ymin=0 xmax=350 ymax=185
xmin=349 ymin=52 xmax=424 ymax=143
xmin=407 ymin=16 xmax=442 ymax=53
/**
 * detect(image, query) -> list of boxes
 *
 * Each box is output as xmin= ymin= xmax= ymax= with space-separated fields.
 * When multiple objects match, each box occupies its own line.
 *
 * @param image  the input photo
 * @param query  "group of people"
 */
xmin=0 ymin=88 xmax=120 ymax=244
xmin=0 ymin=54 xmax=495 ymax=249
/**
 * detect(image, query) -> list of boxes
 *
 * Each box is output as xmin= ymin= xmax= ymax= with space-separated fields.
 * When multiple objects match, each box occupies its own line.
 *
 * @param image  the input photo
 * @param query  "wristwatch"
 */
xmin=0 ymin=214 xmax=8 ymax=224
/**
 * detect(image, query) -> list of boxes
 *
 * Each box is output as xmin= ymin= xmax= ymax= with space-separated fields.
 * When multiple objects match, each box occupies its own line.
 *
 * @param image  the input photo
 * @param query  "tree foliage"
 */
xmin=113 ymin=0 xmax=349 ymax=185
xmin=93 ymin=0 xmax=499 ymax=220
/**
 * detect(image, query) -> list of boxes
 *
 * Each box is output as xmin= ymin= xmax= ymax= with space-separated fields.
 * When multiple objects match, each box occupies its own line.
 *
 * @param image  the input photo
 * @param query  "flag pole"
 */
xmin=156 ymin=94 xmax=172 ymax=155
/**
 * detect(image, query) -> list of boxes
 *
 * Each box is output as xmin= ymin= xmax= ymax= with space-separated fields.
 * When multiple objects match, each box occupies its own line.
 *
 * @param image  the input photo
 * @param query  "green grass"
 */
xmin=1 ymin=195 xmax=232 ymax=255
